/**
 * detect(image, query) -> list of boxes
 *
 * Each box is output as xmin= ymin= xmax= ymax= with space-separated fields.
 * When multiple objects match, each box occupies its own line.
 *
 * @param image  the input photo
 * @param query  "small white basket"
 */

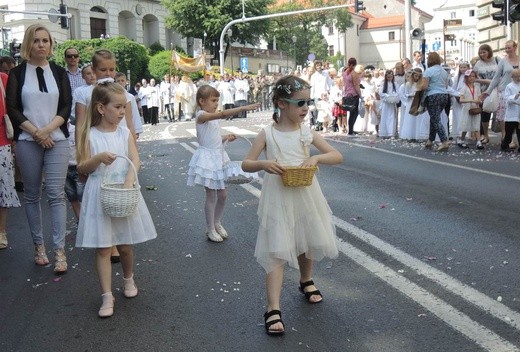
xmin=100 ymin=155 xmax=140 ymax=217
xmin=223 ymin=136 xmax=256 ymax=185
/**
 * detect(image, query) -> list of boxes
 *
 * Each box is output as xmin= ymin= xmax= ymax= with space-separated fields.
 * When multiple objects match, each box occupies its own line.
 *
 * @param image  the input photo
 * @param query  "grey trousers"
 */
xmin=16 ymin=140 xmax=69 ymax=249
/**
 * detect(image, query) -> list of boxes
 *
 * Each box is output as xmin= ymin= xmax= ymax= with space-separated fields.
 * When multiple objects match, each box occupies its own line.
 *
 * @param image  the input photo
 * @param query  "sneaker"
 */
xmin=34 ymin=244 xmax=49 ymax=266
xmin=0 ymin=232 xmax=7 ymax=249
xmin=54 ymin=248 xmax=68 ymax=274
xmin=476 ymin=141 xmax=484 ymax=150
xmin=214 ymin=223 xmax=228 ymax=239
xmin=206 ymin=230 xmax=223 ymax=243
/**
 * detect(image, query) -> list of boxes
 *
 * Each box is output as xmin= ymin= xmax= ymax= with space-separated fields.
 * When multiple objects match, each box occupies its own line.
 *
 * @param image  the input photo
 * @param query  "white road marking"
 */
xmin=337 ymin=140 xmax=520 ymax=182
xmin=336 ymin=239 xmax=519 ymax=352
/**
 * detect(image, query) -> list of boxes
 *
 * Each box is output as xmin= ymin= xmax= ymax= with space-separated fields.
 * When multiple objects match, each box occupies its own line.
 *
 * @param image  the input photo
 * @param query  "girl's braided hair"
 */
xmin=271 ymin=75 xmax=311 ymax=123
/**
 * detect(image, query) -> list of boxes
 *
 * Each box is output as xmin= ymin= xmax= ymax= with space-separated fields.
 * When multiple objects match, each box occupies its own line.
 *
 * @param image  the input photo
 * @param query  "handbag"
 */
xmin=468 ymin=107 xmax=482 ymax=115
xmin=0 ymin=80 xmax=13 ymax=139
xmin=342 ymin=96 xmax=358 ymax=111
xmin=482 ymin=89 xmax=499 ymax=113
xmin=408 ymin=90 xmax=425 ymax=116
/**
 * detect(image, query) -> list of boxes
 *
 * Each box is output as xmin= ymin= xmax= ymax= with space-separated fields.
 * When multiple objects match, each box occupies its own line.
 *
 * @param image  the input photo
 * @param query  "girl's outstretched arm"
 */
xmin=197 ymin=102 xmax=261 ymax=123
xmin=301 ymin=131 xmax=343 ymax=167
xmin=242 ymin=129 xmax=285 ymax=175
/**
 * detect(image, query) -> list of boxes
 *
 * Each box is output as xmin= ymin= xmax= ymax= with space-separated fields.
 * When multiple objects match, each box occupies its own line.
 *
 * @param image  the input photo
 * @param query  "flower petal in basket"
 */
xmin=223 ymin=160 xmax=258 ymax=185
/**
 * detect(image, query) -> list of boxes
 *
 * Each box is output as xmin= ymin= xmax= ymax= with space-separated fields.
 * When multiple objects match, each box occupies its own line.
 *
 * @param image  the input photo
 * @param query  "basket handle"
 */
xmin=222 ymin=135 xmax=253 ymax=148
xmin=102 ymin=155 xmax=140 ymax=189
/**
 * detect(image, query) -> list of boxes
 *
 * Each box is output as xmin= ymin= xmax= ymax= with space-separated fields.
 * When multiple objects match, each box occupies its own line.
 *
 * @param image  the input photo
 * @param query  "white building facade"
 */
xmin=0 ymin=1 xmax=194 ymax=54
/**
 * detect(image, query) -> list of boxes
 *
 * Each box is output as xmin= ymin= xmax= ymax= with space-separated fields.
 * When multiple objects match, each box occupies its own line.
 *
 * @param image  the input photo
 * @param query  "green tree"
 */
xmin=54 ymin=36 xmax=149 ymax=85
xmin=161 ymin=0 xmax=272 ymax=62
xmin=266 ymin=0 xmax=353 ymax=66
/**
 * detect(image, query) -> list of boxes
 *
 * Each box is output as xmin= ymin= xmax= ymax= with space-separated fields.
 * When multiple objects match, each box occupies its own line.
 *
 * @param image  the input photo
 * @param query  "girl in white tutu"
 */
xmin=242 ymin=75 xmax=343 ymax=336
xmin=187 ymin=85 xmax=259 ymax=242
xmin=75 ymin=82 xmax=157 ymax=318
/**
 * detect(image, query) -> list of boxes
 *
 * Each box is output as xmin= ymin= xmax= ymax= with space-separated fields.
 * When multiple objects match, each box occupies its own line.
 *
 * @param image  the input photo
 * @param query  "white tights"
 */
xmin=204 ymin=188 xmax=227 ymax=232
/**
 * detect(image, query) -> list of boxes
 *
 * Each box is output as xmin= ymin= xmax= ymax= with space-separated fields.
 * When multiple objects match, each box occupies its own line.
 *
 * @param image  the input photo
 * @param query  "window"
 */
xmin=328 ymin=24 xmax=334 ymax=35
xmin=389 ymin=31 xmax=395 ymax=41
xmin=328 ymin=45 xmax=334 ymax=56
xmin=469 ymin=9 xmax=475 ymax=17
xmin=450 ymin=12 xmax=456 ymax=19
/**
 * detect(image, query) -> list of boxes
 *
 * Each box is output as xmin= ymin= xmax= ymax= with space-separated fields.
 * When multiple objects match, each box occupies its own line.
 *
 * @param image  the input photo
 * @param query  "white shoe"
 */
xmin=98 ymin=292 xmax=115 ymax=318
xmin=123 ymin=275 xmax=138 ymax=298
xmin=214 ymin=223 xmax=228 ymax=239
xmin=206 ymin=230 xmax=223 ymax=243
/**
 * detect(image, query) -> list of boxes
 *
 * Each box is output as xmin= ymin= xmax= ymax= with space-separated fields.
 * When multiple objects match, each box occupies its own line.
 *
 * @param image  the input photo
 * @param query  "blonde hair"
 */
xmin=20 ymin=24 xmax=54 ymax=60
xmin=354 ymin=64 xmax=365 ymax=74
xmin=92 ymin=49 xmax=116 ymax=69
xmin=76 ymin=82 xmax=127 ymax=163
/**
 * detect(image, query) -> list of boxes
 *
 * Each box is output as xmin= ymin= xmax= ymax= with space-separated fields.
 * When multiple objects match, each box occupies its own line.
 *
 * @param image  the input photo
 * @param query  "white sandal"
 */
xmin=206 ymin=230 xmax=223 ymax=243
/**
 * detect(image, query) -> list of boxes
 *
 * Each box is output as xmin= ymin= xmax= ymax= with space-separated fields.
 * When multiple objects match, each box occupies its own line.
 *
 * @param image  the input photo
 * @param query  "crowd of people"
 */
xmin=273 ymin=45 xmax=520 ymax=154
xmin=1 ymin=22 xmax=519 ymax=326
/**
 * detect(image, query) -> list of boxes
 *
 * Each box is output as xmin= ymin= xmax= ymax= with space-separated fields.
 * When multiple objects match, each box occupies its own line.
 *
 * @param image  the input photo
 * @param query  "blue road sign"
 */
xmin=240 ymin=57 xmax=248 ymax=73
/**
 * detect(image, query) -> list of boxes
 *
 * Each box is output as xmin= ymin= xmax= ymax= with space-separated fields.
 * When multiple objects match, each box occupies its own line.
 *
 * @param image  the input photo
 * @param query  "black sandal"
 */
xmin=299 ymin=280 xmax=323 ymax=303
xmin=264 ymin=310 xmax=285 ymax=336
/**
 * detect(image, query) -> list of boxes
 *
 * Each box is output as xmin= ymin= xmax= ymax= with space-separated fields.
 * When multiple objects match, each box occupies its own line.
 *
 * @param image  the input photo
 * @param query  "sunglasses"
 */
xmin=66 ymin=54 xmax=79 ymax=59
xmin=282 ymin=98 xmax=315 ymax=107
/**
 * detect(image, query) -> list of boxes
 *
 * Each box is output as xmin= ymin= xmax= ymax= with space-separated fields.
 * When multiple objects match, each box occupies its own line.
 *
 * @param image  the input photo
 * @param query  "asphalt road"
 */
xmin=1 ymin=111 xmax=519 ymax=352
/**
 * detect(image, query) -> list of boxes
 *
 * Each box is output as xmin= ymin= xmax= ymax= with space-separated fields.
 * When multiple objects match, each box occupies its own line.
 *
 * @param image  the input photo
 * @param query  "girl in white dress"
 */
xmin=378 ymin=70 xmax=399 ymax=138
xmin=187 ymin=85 xmax=259 ymax=242
xmin=242 ymin=75 xmax=342 ymax=336
xmin=75 ymin=82 xmax=157 ymax=318
xmin=458 ymin=70 xmax=484 ymax=149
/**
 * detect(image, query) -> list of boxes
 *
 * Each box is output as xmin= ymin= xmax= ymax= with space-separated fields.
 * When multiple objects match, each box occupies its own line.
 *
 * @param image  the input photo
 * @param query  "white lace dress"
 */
xmin=75 ymin=126 xmax=157 ymax=248
xmin=187 ymin=110 xmax=257 ymax=189
xmin=255 ymin=124 xmax=338 ymax=273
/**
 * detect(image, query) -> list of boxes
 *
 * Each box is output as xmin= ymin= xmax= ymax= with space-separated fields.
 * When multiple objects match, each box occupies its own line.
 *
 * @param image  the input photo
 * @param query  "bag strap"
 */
xmin=270 ymin=124 xmax=309 ymax=160
xmin=0 ymin=79 xmax=6 ymax=112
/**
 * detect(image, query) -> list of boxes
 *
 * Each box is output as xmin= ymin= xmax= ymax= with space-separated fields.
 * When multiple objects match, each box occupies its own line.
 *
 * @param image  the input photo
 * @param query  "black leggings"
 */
xmin=501 ymin=122 xmax=520 ymax=150
xmin=343 ymin=96 xmax=359 ymax=135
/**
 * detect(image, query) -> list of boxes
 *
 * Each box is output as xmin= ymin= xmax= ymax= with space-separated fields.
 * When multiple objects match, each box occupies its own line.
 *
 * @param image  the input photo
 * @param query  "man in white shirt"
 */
xmin=160 ymin=74 xmax=173 ymax=122
xmin=218 ymin=73 xmax=236 ymax=120
xmin=233 ymin=73 xmax=250 ymax=119
xmin=309 ymin=61 xmax=331 ymax=127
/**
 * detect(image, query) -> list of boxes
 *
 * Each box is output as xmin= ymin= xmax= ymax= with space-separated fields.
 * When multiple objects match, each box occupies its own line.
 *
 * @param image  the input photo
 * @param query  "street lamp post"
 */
xmin=292 ymin=35 xmax=297 ymax=71
xmin=226 ymin=28 xmax=233 ymax=73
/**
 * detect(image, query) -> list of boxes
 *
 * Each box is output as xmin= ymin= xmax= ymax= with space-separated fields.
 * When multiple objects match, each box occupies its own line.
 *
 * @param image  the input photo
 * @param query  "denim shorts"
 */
xmin=65 ymin=165 xmax=84 ymax=202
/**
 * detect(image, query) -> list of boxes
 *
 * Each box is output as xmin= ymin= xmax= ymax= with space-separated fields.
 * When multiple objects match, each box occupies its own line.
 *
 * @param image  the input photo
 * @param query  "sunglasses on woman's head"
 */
xmin=282 ymin=98 xmax=315 ymax=107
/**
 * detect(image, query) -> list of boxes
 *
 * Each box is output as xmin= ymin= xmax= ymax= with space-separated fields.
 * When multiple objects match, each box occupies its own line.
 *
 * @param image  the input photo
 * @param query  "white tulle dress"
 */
xmin=75 ymin=126 xmax=157 ymax=248
xmin=187 ymin=110 xmax=258 ymax=189
xmin=255 ymin=124 xmax=338 ymax=273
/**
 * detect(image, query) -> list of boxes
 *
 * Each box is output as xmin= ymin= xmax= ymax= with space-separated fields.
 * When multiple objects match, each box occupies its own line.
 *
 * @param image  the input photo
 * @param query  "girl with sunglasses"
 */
xmin=242 ymin=75 xmax=343 ymax=336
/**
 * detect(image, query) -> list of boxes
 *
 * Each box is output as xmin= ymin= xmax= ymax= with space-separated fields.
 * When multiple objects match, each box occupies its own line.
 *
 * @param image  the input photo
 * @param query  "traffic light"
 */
xmin=355 ymin=0 xmax=365 ymax=13
xmin=9 ymin=40 xmax=21 ymax=59
xmin=59 ymin=3 xmax=69 ymax=29
xmin=491 ymin=0 xmax=507 ymax=26
xmin=510 ymin=0 xmax=520 ymax=23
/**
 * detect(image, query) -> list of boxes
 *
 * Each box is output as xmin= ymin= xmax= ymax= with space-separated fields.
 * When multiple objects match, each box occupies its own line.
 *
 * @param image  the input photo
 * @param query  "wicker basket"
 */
xmin=100 ymin=155 xmax=140 ymax=217
xmin=223 ymin=136 xmax=257 ymax=185
xmin=281 ymin=166 xmax=317 ymax=187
